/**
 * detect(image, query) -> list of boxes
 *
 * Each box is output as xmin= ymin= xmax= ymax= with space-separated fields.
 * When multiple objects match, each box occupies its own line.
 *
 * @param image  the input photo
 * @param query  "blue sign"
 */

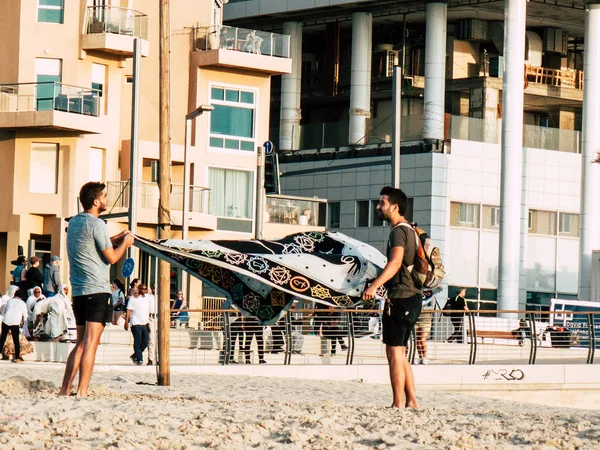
xmin=121 ymin=258 xmax=135 ymax=279
xmin=263 ymin=140 xmax=274 ymax=154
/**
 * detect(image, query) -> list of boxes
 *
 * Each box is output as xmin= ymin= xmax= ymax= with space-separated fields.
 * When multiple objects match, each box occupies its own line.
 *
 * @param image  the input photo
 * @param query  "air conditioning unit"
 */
xmin=542 ymin=28 xmax=568 ymax=56
xmin=456 ymin=19 xmax=489 ymax=41
xmin=372 ymin=50 xmax=399 ymax=78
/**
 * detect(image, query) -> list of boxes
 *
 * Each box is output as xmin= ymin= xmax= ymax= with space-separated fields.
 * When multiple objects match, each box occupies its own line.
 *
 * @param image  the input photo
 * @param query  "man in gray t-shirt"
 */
xmin=67 ymin=214 xmax=112 ymax=296
xmin=59 ymin=182 xmax=134 ymax=398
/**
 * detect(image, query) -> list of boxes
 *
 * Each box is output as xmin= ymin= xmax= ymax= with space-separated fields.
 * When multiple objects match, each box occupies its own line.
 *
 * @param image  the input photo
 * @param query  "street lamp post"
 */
xmin=182 ymin=104 xmax=214 ymax=241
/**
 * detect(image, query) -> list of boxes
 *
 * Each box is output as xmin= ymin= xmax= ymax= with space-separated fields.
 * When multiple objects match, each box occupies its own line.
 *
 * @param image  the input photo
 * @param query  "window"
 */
xmin=88 ymin=147 xmax=105 ymax=182
xmin=482 ymin=205 xmax=500 ymax=229
xmin=459 ymin=203 xmax=476 ymax=224
xmin=209 ymin=167 xmax=253 ymax=232
xmin=30 ymin=143 xmax=59 ymax=194
xmin=528 ymin=210 xmax=557 ymax=235
xmin=450 ymin=202 xmax=480 ymax=228
xmin=559 ymin=212 xmax=579 ymax=237
xmin=91 ymin=63 xmax=106 ymax=115
xmin=356 ymin=200 xmax=369 ymax=227
xmin=371 ymin=200 xmax=384 ymax=226
xmin=38 ymin=0 xmax=64 ymax=24
xmin=328 ymin=202 xmax=340 ymax=228
xmin=35 ymin=58 xmax=61 ymax=111
xmin=209 ymin=86 xmax=256 ymax=152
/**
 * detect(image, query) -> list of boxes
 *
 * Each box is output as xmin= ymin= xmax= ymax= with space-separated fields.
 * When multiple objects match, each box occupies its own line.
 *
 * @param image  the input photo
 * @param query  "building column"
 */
xmin=497 ymin=0 xmax=527 ymax=312
xmin=348 ymin=12 xmax=372 ymax=146
xmin=579 ymin=3 xmax=600 ymax=301
xmin=279 ymin=21 xmax=303 ymax=151
xmin=422 ymin=2 xmax=447 ymax=144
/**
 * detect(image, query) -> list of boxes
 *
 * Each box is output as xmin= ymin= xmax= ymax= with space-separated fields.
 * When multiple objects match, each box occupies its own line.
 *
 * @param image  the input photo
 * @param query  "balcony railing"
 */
xmin=193 ymin=25 xmax=290 ymax=59
xmin=0 ymin=82 xmax=100 ymax=116
xmin=106 ymin=181 xmax=210 ymax=214
xmin=266 ymin=194 xmax=326 ymax=226
xmin=295 ymin=115 xmax=581 ymax=154
xmin=86 ymin=5 xmax=148 ymax=40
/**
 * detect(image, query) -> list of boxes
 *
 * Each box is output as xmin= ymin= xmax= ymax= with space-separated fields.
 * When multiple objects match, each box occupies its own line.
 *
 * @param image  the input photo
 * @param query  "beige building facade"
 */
xmin=0 ymin=0 xmax=298 ymax=306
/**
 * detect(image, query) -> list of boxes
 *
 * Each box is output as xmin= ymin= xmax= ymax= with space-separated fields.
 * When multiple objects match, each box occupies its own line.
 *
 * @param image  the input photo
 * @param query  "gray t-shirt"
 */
xmin=385 ymin=223 xmax=421 ymax=299
xmin=66 ymin=213 xmax=112 ymax=296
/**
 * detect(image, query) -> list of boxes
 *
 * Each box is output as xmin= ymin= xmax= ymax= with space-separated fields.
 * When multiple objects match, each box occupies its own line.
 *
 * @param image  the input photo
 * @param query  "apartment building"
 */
xmin=225 ymin=0 xmax=600 ymax=311
xmin=0 ymin=0 xmax=305 ymax=298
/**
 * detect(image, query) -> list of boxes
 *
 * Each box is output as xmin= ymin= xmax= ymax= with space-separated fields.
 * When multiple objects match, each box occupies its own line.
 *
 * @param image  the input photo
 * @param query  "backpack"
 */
xmin=442 ymin=296 xmax=458 ymax=316
xmin=12 ymin=265 xmax=24 ymax=283
xmin=397 ymin=222 xmax=446 ymax=290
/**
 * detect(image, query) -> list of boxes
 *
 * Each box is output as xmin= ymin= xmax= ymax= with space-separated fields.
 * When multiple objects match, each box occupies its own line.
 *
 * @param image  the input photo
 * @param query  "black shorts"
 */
xmin=382 ymin=294 xmax=423 ymax=347
xmin=73 ymin=293 xmax=112 ymax=326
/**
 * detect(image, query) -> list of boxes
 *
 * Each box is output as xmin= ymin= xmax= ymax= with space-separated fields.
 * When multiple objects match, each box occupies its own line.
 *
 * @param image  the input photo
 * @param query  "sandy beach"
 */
xmin=0 ymin=363 xmax=597 ymax=449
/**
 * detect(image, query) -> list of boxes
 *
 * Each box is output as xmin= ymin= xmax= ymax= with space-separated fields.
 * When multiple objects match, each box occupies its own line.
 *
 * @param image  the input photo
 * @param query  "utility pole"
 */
xmin=255 ymin=146 xmax=265 ymax=239
xmin=391 ymin=66 xmax=401 ymax=189
xmin=157 ymin=0 xmax=171 ymax=386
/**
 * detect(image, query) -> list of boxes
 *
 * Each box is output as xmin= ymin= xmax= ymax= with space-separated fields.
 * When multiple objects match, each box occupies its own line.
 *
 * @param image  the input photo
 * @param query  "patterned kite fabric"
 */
xmin=134 ymin=231 xmax=387 ymax=325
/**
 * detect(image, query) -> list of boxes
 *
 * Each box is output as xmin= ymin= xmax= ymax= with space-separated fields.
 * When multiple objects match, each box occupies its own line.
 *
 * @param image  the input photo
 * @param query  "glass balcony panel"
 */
xmin=266 ymin=195 xmax=326 ymax=226
xmin=0 ymin=82 xmax=100 ymax=117
xmin=106 ymin=182 xmax=211 ymax=214
xmin=86 ymin=6 xmax=148 ymax=40
xmin=194 ymin=25 xmax=290 ymax=59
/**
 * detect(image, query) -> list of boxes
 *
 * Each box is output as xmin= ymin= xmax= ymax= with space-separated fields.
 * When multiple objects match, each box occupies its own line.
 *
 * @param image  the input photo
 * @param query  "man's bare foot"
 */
xmin=405 ymin=400 xmax=419 ymax=408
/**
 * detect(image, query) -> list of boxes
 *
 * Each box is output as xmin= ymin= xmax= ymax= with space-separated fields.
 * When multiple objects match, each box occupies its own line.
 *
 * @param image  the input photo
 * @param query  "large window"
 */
xmin=559 ymin=212 xmax=579 ymax=237
xmin=35 ymin=58 xmax=61 ymax=111
xmin=528 ymin=210 xmax=557 ymax=235
xmin=356 ymin=200 xmax=369 ymax=227
xmin=482 ymin=205 xmax=499 ymax=229
xmin=38 ymin=0 xmax=64 ymax=24
xmin=209 ymin=86 xmax=256 ymax=152
xmin=30 ymin=143 xmax=59 ymax=194
xmin=209 ymin=167 xmax=253 ymax=232
xmin=88 ymin=147 xmax=105 ymax=182
xmin=91 ymin=63 xmax=106 ymax=115
xmin=450 ymin=202 xmax=480 ymax=228
xmin=328 ymin=202 xmax=340 ymax=228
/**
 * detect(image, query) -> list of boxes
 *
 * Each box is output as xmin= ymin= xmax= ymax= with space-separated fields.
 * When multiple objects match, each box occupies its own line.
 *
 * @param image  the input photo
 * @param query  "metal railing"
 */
xmin=266 ymin=194 xmax=326 ymax=226
xmin=86 ymin=5 xmax=148 ymax=40
xmin=106 ymin=181 xmax=210 ymax=214
xmin=193 ymin=25 xmax=290 ymax=58
xmin=95 ymin=308 xmax=600 ymax=366
xmin=298 ymin=115 xmax=581 ymax=154
xmin=0 ymin=82 xmax=100 ymax=116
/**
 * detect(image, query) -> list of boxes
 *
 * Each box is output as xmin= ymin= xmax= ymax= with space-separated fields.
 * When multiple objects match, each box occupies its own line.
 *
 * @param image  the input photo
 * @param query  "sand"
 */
xmin=0 ymin=363 xmax=597 ymax=449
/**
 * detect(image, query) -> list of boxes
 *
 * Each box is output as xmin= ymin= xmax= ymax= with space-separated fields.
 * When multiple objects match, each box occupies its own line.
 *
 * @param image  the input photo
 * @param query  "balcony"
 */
xmin=293 ymin=115 xmax=581 ymax=154
xmin=106 ymin=181 xmax=216 ymax=230
xmin=82 ymin=6 xmax=149 ymax=57
xmin=264 ymin=194 xmax=326 ymax=237
xmin=191 ymin=25 xmax=292 ymax=75
xmin=0 ymin=82 xmax=101 ymax=133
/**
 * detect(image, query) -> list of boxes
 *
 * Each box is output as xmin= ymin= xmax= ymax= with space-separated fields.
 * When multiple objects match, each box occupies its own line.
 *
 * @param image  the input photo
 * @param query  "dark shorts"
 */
xmin=73 ymin=293 xmax=112 ymax=326
xmin=382 ymin=294 xmax=423 ymax=347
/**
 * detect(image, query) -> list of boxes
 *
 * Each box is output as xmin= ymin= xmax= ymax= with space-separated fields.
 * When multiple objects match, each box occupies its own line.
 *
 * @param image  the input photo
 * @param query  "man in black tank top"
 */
xmin=362 ymin=186 xmax=422 ymax=409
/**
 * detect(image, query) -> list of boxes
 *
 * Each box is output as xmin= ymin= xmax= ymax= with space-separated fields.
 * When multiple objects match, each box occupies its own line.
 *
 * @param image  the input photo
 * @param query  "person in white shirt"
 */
xmin=0 ymin=289 xmax=28 ymax=362
xmin=125 ymin=284 xmax=151 ymax=365
xmin=25 ymin=287 xmax=46 ymax=338
xmin=145 ymin=285 xmax=157 ymax=365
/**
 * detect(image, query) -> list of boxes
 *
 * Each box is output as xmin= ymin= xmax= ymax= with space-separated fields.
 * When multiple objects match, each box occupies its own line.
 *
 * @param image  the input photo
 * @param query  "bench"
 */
xmin=467 ymin=317 xmax=545 ymax=345
xmin=471 ymin=329 xmax=517 ymax=341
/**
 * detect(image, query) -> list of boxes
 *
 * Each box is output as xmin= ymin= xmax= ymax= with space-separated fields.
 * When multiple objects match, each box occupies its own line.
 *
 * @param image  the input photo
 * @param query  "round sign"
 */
xmin=263 ymin=140 xmax=274 ymax=154
xmin=121 ymin=257 xmax=135 ymax=279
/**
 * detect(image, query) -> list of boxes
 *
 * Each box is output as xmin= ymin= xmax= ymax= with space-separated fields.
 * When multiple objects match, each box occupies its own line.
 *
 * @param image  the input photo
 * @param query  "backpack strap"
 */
xmin=396 ymin=222 xmax=420 ymax=269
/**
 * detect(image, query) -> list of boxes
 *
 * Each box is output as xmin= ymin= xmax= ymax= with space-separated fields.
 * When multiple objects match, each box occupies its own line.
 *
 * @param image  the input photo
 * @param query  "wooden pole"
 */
xmin=157 ymin=0 xmax=171 ymax=386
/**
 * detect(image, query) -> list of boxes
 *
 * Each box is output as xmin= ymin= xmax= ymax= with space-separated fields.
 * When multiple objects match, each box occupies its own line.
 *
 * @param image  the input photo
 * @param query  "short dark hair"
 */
xmin=380 ymin=186 xmax=408 ymax=216
xmin=79 ymin=182 xmax=106 ymax=210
